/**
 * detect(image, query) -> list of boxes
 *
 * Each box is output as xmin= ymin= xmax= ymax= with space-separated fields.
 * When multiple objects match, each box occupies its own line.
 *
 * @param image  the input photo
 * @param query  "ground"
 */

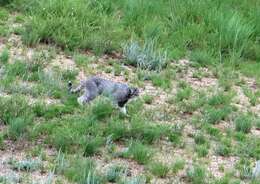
xmin=0 ymin=4 xmax=260 ymax=184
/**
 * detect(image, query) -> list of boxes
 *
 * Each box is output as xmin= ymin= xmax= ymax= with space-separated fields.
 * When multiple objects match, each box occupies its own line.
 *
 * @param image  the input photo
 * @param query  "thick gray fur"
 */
xmin=68 ymin=76 xmax=139 ymax=109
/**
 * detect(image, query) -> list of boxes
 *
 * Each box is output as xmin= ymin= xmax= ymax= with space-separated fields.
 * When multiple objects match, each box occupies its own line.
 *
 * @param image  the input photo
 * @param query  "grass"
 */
xmin=0 ymin=48 xmax=9 ymax=64
xmin=235 ymin=114 xmax=253 ymax=134
xmin=216 ymin=139 xmax=232 ymax=157
xmin=0 ymin=0 xmax=259 ymax=183
xmin=186 ymin=165 xmax=206 ymax=184
xmin=7 ymin=0 xmax=259 ymax=64
xmin=105 ymin=165 xmax=126 ymax=183
xmin=171 ymin=158 xmax=185 ymax=174
xmin=125 ymin=141 xmax=153 ymax=165
xmin=123 ymin=40 xmax=167 ymax=71
xmin=148 ymin=162 xmax=169 ymax=178
xmin=8 ymin=158 xmax=42 ymax=172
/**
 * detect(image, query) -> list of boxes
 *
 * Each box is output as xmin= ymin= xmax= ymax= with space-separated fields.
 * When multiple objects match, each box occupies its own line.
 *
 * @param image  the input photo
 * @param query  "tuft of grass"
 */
xmin=171 ymin=158 xmax=185 ymax=174
xmin=51 ymin=126 xmax=79 ymax=152
xmin=190 ymin=50 xmax=214 ymax=67
xmin=150 ymin=72 xmax=172 ymax=90
xmin=255 ymin=118 xmax=260 ymax=130
xmin=242 ymin=87 xmax=258 ymax=106
xmin=126 ymin=141 xmax=153 ymax=165
xmin=128 ymin=117 xmax=167 ymax=144
xmin=142 ymin=94 xmax=154 ymax=104
xmin=9 ymin=158 xmax=42 ymax=172
xmin=8 ymin=117 xmax=32 ymax=140
xmin=105 ymin=164 xmax=126 ymax=183
xmin=148 ymin=162 xmax=169 ymax=178
xmin=91 ymin=98 xmax=114 ymax=120
xmin=235 ymin=114 xmax=253 ymax=134
xmin=168 ymin=124 xmax=184 ymax=147
xmin=186 ymin=165 xmax=206 ymax=184
xmin=207 ymin=92 xmax=232 ymax=107
xmin=123 ymin=40 xmax=167 ymax=71
xmin=175 ymin=86 xmax=192 ymax=102
xmin=83 ymin=136 xmax=104 ymax=157
xmin=194 ymin=133 xmax=207 ymax=145
xmin=63 ymin=156 xmax=98 ymax=183
xmin=0 ymin=95 xmax=33 ymax=125
xmin=195 ymin=144 xmax=209 ymax=157
xmin=0 ymin=48 xmax=9 ymax=65
xmin=215 ymin=139 xmax=232 ymax=157
xmin=203 ymin=105 xmax=232 ymax=124
xmin=61 ymin=69 xmax=79 ymax=81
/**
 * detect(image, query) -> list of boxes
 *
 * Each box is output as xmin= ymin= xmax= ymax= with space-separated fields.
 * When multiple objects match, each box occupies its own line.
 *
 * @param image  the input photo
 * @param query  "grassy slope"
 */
xmin=0 ymin=1 xmax=260 ymax=184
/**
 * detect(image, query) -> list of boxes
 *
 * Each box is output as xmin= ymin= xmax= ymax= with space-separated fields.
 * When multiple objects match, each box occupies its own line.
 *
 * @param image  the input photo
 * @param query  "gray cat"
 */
xmin=68 ymin=76 xmax=139 ymax=114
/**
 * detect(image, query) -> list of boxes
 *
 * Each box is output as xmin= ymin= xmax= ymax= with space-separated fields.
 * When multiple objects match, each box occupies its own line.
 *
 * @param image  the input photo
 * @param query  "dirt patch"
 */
xmin=0 ymin=142 xmax=71 ymax=184
xmin=208 ymin=155 xmax=239 ymax=178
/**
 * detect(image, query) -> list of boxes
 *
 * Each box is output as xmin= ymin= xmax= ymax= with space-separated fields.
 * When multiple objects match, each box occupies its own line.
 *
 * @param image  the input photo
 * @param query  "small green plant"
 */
xmin=142 ymin=95 xmax=153 ymax=104
xmin=171 ymin=158 xmax=185 ymax=174
xmin=175 ymin=86 xmax=192 ymax=102
xmin=8 ymin=117 xmax=30 ymax=140
xmin=64 ymin=156 xmax=96 ymax=183
xmin=215 ymin=139 xmax=232 ymax=157
xmin=9 ymin=158 xmax=42 ymax=172
xmin=186 ymin=165 xmax=206 ymax=184
xmin=194 ymin=133 xmax=207 ymax=145
xmin=61 ymin=69 xmax=79 ymax=81
xmin=168 ymin=124 xmax=184 ymax=147
xmin=74 ymin=54 xmax=91 ymax=67
xmin=126 ymin=141 xmax=153 ymax=165
xmin=51 ymin=127 xmax=77 ymax=152
xmin=190 ymin=50 xmax=213 ymax=67
xmin=0 ymin=96 xmax=32 ymax=125
xmin=123 ymin=40 xmax=167 ymax=71
xmin=242 ymin=87 xmax=258 ymax=106
xmin=148 ymin=162 xmax=169 ymax=178
xmin=91 ymin=98 xmax=114 ymax=120
xmin=255 ymin=118 xmax=260 ymax=130
xmin=203 ymin=105 xmax=232 ymax=124
xmin=208 ymin=92 xmax=232 ymax=106
xmin=83 ymin=137 xmax=103 ymax=157
xmin=106 ymin=165 xmax=126 ymax=183
xmin=235 ymin=114 xmax=252 ymax=133
xmin=195 ymin=144 xmax=209 ymax=157
xmin=150 ymin=72 xmax=172 ymax=89
xmin=0 ymin=48 xmax=9 ymax=64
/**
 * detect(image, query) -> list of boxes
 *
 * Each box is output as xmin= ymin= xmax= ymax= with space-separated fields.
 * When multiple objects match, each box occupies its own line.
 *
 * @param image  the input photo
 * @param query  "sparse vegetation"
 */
xmin=0 ymin=0 xmax=259 ymax=182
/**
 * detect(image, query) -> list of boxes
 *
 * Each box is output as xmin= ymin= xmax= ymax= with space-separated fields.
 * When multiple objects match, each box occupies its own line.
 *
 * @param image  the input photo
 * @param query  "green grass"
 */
xmin=0 ymin=0 xmax=260 ymax=182
xmin=171 ymin=158 xmax=185 ymax=174
xmin=8 ymin=0 xmax=259 ymax=64
xmin=215 ymin=138 xmax=232 ymax=157
xmin=105 ymin=165 xmax=126 ymax=183
xmin=235 ymin=114 xmax=253 ymax=134
xmin=0 ymin=48 xmax=9 ymax=64
xmin=186 ymin=165 xmax=206 ymax=184
xmin=125 ymin=141 xmax=153 ymax=165
xmin=148 ymin=162 xmax=169 ymax=178
xmin=203 ymin=105 xmax=232 ymax=125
